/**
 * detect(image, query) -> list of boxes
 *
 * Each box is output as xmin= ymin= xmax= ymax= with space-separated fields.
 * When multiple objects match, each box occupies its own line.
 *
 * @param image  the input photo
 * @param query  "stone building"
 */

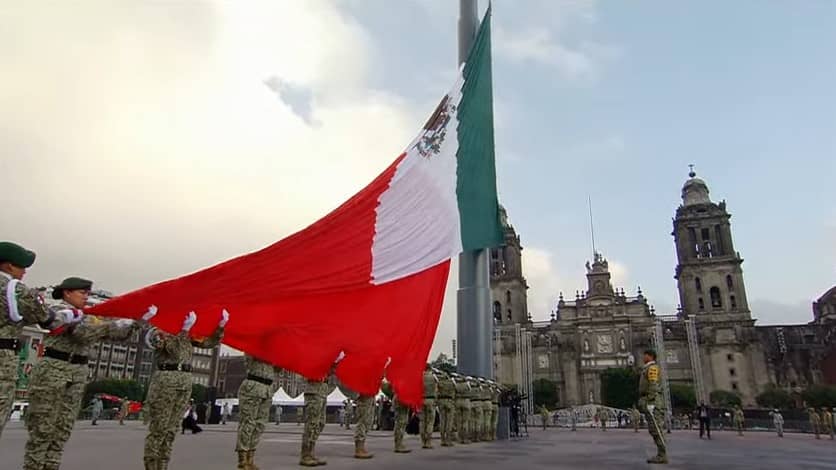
xmin=494 ymin=169 xmax=835 ymax=409
xmin=215 ymin=354 xmax=308 ymax=398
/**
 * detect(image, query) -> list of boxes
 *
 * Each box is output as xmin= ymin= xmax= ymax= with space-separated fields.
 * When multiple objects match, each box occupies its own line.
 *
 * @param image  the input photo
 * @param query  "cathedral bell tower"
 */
xmin=490 ymin=204 xmax=529 ymax=324
xmin=673 ymin=169 xmax=750 ymax=320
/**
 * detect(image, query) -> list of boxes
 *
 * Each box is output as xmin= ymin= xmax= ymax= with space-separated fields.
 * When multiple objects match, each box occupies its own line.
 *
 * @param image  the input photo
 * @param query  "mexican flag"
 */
xmin=89 ymin=9 xmax=501 ymax=406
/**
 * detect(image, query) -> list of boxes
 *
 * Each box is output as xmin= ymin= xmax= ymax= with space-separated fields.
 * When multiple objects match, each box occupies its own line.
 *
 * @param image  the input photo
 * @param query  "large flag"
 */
xmin=88 ymin=8 xmax=501 ymax=406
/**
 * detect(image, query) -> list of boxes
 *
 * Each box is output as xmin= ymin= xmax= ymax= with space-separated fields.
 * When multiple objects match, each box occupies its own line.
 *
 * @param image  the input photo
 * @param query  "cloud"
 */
xmin=523 ymin=247 xmax=569 ymax=320
xmin=750 ymin=299 xmax=812 ymax=325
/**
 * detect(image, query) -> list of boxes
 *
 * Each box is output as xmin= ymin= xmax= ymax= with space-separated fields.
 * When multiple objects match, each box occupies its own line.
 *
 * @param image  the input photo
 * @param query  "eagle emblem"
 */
xmin=413 ymin=95 xmax=456 ymax=159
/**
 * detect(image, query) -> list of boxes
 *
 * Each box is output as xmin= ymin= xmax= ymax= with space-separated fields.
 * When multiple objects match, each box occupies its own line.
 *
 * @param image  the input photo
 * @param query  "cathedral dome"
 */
xmin=681 ymin=171 xmax=711 ymax=206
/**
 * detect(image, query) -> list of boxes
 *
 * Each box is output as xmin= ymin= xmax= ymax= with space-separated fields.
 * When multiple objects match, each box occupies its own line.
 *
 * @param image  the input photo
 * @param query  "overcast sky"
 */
xmin=2 ymin=1 xmax=834 ymax=360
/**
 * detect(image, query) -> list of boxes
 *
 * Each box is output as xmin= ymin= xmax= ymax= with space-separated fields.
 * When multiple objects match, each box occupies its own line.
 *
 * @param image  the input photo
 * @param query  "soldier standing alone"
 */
xmin=771 ymin=409 xmax=784 ymax=437
xmin=638 ymin=349 xmax=667 ymax=465
xmin=0 ymin=241 xmax=55 ymax=438
xmin=420 ymin=366 xmax=438 ymax=449
xmin=24 ymin=277 xmax=142 ymax=470
xmin=236 ymin=354 xmax=281 ymax=470
xmin=733 ymin=405 xmax=745 ymax=436
xmin=821 ymin=407 xmax=833 ymax=440
xmin=143 ymin=308 xmax=227 ymax=470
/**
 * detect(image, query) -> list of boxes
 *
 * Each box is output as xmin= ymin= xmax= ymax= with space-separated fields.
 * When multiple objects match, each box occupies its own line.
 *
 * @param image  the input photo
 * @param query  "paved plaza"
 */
xmin=1 ymin=421 xmax=834 ymax=469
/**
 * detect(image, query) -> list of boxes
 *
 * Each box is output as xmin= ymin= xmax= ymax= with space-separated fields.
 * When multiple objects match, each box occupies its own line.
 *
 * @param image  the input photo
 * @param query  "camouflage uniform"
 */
xmin=733 ymin=407 xmax=745 ymax=436
xmin=296 ymin=407 xmax=304 ymax=425
xmin=809 ymin=408 xmax=821 ymax=439
xmin=236 ymin=355 xmax=281 ymax=470
xmin=490 ymin=384 xmax=500 ymax=440
xmin=437 ymin=372 xmax=456 ymax=446
xmin=420 ymin=369 xmax=438 ymax=449
xmin=631 ymin=407 xmax=641 ymax=432
xmin=25 ymin=308 xmax=140 ymax=470
xmin=393 ymin=395 xmax=412 ymax=453
xmin=638 ymin=359 xmax=667 ymax=464
xmin=300 ymin=379 xmax=329 ymax=466
xmin=353 ymin=394 xmax=375 ymax=458
xmin=540 ymin=405 xmax=550 ymax=430
xmin=479 ymin=382 xmax=492 ymax=440
xmin=468 ymin=378 xmax=482 ymax=442
xmin=454 ymin=376 xmax=471 ymax=444
xmin=0 ymin=272 xmax=51 ymax=438
xmin=144 ymin=326 xmax=224 ymax=470
xmin=821 ymin=408 xmax=833 ymax=440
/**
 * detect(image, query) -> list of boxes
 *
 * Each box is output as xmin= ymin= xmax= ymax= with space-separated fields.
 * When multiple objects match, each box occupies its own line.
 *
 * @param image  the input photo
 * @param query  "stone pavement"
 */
xmin=1 ymin=421 xmax=834 ymax=469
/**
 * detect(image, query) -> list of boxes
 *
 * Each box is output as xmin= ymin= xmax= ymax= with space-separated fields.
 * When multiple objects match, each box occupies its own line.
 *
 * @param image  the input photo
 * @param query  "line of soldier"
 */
xmin=0 ymin=241 xmax=228 ymax=470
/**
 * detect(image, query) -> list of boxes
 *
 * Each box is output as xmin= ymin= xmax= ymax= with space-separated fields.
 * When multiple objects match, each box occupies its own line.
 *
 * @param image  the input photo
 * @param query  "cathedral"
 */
xmin=492 ymin=170 xmax=836 ymax=409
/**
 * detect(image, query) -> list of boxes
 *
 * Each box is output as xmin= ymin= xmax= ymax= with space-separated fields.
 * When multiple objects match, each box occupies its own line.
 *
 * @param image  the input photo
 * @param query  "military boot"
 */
xmin=144 ymin=457 xmax=156 ymax=470
xmin=394 ymin=442 xmax=412 ymax=453
xmin=236 ymin=451 xmax=248 ymax=470
xmin=647 ymin=454 xmax=668 ymax=465
xmin=247 ymin=450 xmax=260 ymax=470
xmin=311 ymin=443 xmax=327 ymax=466
xmin=354 ymin=440 xmax=374 ymax=459
xmin=300 ymin=442 xmax=318 ymax=467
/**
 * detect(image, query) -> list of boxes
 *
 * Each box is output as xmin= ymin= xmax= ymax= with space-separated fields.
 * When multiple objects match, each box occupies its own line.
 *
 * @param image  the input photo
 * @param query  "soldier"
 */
xmin=353 ymin=393 xmax=376 ymax=459
xmin=540 ymin=405 xmax=549 ymax=430
xmin=300 ymin=374 xmax=331 ymax=466
xmin=771 ymin=408 xmax=784 ymax=437
xmin=809 ymin=407 xmax=821 ymax=439
xmin=821 ymin=407 xmax=833 ymax=440
xmin=631 ymin=407 xmax=641 ymax=433
xmin=143 ymin=308 xmax=227 ymax=470
xmin=570 ymin=407 xmax=577 ymax=431
xmin=119 ymin=396 xmax=131 ymax=425
xmin=0 ymin=241 xmax=56 ymax=438
xmin=489 ymin=381 xmax=500 ymax=441
xmin=599 ymin=407 xmax=607 ymax=432
xmin=90 ymin=395 xmax=104 ymax=426
xmin=453 ymin=373 xmax=471 ymax=444
xmin=297 ymin=406 xmax=304 ymax=425
xmin=638 ymin=349 xmax=667 ymax=465
xmin=437 ymin=370 xmax=456 ymax=447
xmin=733 ymin=405 xmax=745 ymax=436
xmin=467 ymin=377 xmax=482 ymax=442
xmin=419 ymin=365 xmax=438 ymax=449
xmin=24 ymin=277 xmax=142 ymax=470
xmin=393 ymin=394 xmax=412 ymax=453
xmin=236 ymin=354 xmax=281 ymax=470
xmin=479 ymin=378 xmax=492 ymax=440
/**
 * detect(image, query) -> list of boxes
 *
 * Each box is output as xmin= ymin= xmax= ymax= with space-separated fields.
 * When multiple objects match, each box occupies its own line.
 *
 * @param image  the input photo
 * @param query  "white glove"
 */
xmin=114 ymin=319 xmax=134 ymax=328
xmin=182 ymin=311 xmax=197 ymax=332
xmin=142 ymin=305 xmax=158 ymax=321
xmin=647 ymin=405 xmax=655 ymax=414
xmin=219 ymin=309 xmax=229 ymax=328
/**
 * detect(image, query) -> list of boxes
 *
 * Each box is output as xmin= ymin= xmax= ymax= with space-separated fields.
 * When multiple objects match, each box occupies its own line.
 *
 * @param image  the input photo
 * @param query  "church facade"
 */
xmin=492 ymin=171 xmax=835 ymax=408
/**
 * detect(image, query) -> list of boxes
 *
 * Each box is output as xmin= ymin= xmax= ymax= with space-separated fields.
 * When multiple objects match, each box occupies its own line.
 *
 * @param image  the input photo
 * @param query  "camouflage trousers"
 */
xmin=236 ymin=380 xmax=273 ymax=451
xmin=24 ymin=358 xmax=87 ymax=470
xmin=490 ymin=403 xmax=499 ymax=440
xmin=419 ymin=399 xmax=436 ymax=446
xmin=353 ymin=395 xmax=374 ymax=443
xmin=642 ymin=405 xmax=667 ymax=457
xmin=0 ymin=349 xmax=17 ymax=438
xmin=302 ymin=392 xmax=326 ymax=449
xmin=470 ymin=402 xmax=483 ymax=441
xmin=455 ymin=399 xmax=470 ymax=443
xmin=144 ymin=370 xmax=192 ymax=465
xmin=393 ymin=400 xmax=410 ymax=448
xmin=437 ymin=398 xmax=455 ymax=445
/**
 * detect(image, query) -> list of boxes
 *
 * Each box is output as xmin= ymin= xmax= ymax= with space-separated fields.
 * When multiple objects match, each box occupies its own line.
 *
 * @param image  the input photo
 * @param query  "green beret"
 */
xmin=0 ymin=241 xmax=36 ymax=268
xmin=52 ymin=277 xmax=93 ymax=299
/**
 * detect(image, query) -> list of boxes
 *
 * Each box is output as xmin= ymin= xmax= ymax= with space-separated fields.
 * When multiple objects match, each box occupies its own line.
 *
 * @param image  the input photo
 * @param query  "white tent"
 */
xmin=326 ymin=387 xmax=350 ymax=406
xmin=272 ymin=387 xmax=300 ymax=406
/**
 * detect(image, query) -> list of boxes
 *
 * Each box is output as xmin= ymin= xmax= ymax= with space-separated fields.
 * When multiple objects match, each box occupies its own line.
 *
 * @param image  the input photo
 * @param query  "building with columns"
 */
xmin=493 ymin=170 xmax=835 ymax=409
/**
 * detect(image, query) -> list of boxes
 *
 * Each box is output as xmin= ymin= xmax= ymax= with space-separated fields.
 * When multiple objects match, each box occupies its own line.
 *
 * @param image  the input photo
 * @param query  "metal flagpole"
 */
xmin=456 ymin=0 xmax=493 ymax=380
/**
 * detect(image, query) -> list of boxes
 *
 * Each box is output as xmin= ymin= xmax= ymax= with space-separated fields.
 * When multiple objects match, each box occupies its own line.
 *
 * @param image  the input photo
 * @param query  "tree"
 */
xmin=191 ymin=383 xmax=208 ymax=403
xmin=709 ymin=389 xmax=741 ymax=408
xmin=532 ymin=378 xmax=559 ymax=409
xmin=83 ymin=379 xmax=145 ymax=406
xmin=801 ymin=385 xmax=836 ymax=408
xmin=430 ymin=353 xmax=456 ymax=375
xmin=600 ymin=368 xmax=639 ymax=409
xmin=756 ymin=385 xmax=793 ymax=410
xmin=670 ymin=383 xmax=696 ymax=411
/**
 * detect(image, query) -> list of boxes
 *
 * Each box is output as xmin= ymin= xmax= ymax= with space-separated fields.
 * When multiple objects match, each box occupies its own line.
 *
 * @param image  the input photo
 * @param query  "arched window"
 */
xmin=493 ymin=301 xmax=502 ymax=322
xmin=710 ymin=287 xmax=722 ymax=309
xmin=730 ymin=295 xmax=737 ymax=309
xmin=507 ymin=309 xmax=512 ymax=321
xmin=698 ymin=298 xmax=705 ymax=310
xmin=695 ymin=277 xmax=702 ymax=292
xmin=506 ymin=290 xmax=512 ymax=303
xmin=726 ymin=275 xmax=734 ymax=291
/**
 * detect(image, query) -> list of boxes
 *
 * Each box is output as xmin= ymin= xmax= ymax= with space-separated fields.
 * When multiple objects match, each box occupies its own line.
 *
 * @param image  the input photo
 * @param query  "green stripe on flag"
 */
xmin=456 ymin=7 xmax=503 ymax=251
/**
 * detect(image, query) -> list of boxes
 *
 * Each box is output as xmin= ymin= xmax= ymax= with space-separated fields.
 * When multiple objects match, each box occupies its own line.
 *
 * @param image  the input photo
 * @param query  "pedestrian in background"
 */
xmin=696 ymin=402 xmax=711 ymax=439
xmin=770 ymin=408 xmax=784 ymax=437
xmin=90 ymin=395 xmax=103 ymax=426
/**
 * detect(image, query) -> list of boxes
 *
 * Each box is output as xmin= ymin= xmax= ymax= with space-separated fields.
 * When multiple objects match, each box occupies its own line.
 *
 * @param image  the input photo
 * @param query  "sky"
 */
xmin=1 ymin=1 xmax=834 ymax=361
